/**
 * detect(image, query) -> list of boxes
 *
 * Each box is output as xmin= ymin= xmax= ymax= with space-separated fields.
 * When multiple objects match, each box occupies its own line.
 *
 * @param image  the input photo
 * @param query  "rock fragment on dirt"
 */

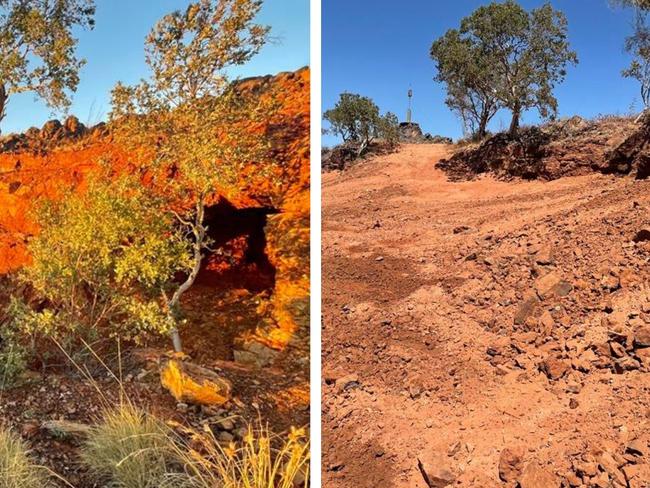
xmin=160 ymin=359 xmax=232 ymax=406
xmin=498 ymin=447 xmax=525 ymax=482
xmin=518 ymin=463 xmax=558 ymax=488
xmin=417 ymin=453 xmax=456 ymax=488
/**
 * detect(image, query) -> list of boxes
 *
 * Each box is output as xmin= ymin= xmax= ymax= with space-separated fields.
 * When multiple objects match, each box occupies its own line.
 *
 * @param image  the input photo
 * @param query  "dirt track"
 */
xmin=322 ymin=144 xmax=650 ymax=487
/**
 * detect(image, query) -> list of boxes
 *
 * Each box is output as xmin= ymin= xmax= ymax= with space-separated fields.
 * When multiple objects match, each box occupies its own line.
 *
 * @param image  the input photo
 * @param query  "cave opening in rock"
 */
xmin=196 ymin=198 xmax=278 ymax=293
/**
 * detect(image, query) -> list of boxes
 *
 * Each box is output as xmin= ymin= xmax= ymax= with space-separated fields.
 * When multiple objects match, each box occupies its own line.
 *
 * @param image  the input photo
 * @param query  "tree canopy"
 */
xmin=615 ymin=0 xmax=650 ymax=8
xmin=430 ymin=29 xmax=499 ymax=139
xmin=623 ymin=14 xmax=650 ymax=109
xmin=0 ymin=0 xmax=95 ymax=130
xmin=110 ymin=0 xmax=273 ymax=352
xmin=323 ymin=92 xmax=399 ymax=156
xmin=431 ymin=1 xmax=577 ymax=136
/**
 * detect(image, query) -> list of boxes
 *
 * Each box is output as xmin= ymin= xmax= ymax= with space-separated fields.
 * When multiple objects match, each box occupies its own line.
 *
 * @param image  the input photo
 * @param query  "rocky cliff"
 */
xmin=0 ymin=67 xmax=310 ymax=364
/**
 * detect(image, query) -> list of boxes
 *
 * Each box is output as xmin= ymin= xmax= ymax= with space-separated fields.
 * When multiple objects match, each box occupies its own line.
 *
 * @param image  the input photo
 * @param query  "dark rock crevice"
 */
xmin=197 ymin=198 xmax=278 ymax=293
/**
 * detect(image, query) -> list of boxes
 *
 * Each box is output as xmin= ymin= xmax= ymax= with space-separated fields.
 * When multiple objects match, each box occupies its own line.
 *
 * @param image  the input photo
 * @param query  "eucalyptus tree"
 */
xmin=433 ymin=1 xmax=577 ymax=136
xmin=430 ymin=29 xmax=500 ymax=139
xmin=0 ymin=0 xmax=95 ymax=130
xmin=324 ymin=92 xmax=399 ymax=156
xmin=111 ymin=0 xmax=271 ymax=353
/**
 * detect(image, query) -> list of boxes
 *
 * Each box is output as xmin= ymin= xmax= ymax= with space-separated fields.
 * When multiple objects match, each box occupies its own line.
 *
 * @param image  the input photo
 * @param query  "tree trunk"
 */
xmin=167 ymin=196 xmax=207 ymax=353
xmin=477 ymin=106 xmax=490 ymax=139
xmin=509 ymin=107 xmax=521 ymax=136
xmin=0 ymin=85 xmax=8 ymax=133
xmin=356 ymin=137 xmax=370 ymax=158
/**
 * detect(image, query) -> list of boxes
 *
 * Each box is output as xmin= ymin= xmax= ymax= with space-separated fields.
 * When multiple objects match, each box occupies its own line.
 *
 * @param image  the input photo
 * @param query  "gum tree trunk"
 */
xmin=0 ymin=85 xmax=8 ymax=133
xmin=168 ymin=195 xmax=207 ymax=353
xmin=509 ymin=106 xmax=521 ymax=136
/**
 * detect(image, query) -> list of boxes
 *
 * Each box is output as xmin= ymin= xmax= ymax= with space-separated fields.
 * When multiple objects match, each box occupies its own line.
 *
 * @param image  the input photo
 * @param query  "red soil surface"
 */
xmin=322 ymin=144 xmax=650 ymax=487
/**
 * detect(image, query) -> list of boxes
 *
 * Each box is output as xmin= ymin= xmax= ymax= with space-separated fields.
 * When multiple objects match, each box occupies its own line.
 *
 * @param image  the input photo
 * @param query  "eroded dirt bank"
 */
xmin=322 ymin=144 xmax=650 ymax=487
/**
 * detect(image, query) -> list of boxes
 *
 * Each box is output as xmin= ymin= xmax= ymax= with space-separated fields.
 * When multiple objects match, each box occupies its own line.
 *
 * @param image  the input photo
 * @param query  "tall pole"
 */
xmin=407 ymin=88 xmax=412 ymax=124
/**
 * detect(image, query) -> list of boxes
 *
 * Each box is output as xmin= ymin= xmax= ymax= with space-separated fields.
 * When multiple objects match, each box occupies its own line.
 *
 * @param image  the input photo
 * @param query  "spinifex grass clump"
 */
xmin=0 ymin=427 xmax=51 ymax=488
xmin=81 ymin=404 xmax=175 ymax=488
xmin=79 ymin=399 xmax=310 ymax=488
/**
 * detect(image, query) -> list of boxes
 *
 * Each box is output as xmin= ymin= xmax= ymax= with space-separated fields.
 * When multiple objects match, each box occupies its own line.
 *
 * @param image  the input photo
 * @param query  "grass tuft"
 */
xmin=0 ymin=427 xmax=51 ymax=488
xmin=81 ymin=404 xmax=174 ymax=488
xmin=170 ymin=421 xmax=310 ymax=488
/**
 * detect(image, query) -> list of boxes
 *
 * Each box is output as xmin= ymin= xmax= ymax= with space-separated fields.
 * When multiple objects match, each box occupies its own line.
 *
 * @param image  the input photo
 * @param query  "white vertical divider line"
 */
xmin=309 ymin=0 xmax=322 ymax=485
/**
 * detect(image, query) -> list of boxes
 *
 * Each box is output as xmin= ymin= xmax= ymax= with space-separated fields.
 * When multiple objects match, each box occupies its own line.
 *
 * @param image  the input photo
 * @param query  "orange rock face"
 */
xmin=0 ymin=67 xmax=310 ymax=356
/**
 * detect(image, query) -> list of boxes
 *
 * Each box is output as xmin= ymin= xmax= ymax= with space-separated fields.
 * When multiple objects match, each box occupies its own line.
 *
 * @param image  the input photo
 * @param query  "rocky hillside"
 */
xmin=0 ymin=67 xmax=310 ymax=365
xmin=439 ymin=115 xmax=646 ymax=181
xmin=0 ymin=116 xmax=107 ymax=154
xmin=323 ymin=143 xmax=650 ymax=488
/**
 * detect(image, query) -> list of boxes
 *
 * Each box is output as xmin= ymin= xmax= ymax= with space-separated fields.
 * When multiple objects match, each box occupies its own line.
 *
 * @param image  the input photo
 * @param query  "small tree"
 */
xmin=110 ymin=0 xmax=272 ymax=353
xmin=324 ymin=93 xmax=399 ymax=156
xmin=459 ymin=1 xmax=577 ymax=135
xmin=378 ymin=111 xmax=400 ymax=147
xmin=430 ymin=29 xmax=499 ymax=139
xmin=623 ymin=14 xmax=650 ymax=110
xmin=0 ymin=0 xmax=95 ymax=130
xmin=10 ymin=175 xmax=192 ymax=349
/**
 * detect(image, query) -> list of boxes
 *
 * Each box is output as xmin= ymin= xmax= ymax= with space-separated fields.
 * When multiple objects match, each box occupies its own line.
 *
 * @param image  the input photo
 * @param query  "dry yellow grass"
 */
xmin=0 ymin=427 xmax=52 ymax=488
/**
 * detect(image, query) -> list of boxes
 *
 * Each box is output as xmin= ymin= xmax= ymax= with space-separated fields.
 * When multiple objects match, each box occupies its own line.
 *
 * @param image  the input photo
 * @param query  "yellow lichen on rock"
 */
xmin=160 ymin=359 xmax=232 ymax=406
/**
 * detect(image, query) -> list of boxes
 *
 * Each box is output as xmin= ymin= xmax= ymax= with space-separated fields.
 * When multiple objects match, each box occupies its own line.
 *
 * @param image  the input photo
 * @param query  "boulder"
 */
xmin=633 ymin=228 xmax=650 ymax=243
xmin=41 ymin=119 xmax=63 ymax=140
xmin=160 ymin=359 xmax=232 ymax=406
xmin=634 ymin=324 xmax=650 ymax=347
xmin=534 ymin=272 xmax=572 ymax=300
xmin=540 ymin=355 xmax=570 ymax=380
xmin=233 ymin=338 xmax=279 ymax=367
xmin=535 ymin=245 xmax=554 ymax=265
xmin=514 ymin=296 xmax=540 ymax=326
xmin=64 ymin=115 xmax=86 ymax=137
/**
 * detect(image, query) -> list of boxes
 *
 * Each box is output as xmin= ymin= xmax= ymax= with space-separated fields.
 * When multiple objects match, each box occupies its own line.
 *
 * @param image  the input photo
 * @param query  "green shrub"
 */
xmin=10 ymin=175 xmax=192 ymax=348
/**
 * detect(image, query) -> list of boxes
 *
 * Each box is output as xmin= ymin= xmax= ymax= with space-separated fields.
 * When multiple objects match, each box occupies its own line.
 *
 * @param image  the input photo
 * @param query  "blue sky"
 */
xmin=323 ymin=0 xmax=640 ymax=145
xmin=4 ymin=0 xmax=309 ymax=134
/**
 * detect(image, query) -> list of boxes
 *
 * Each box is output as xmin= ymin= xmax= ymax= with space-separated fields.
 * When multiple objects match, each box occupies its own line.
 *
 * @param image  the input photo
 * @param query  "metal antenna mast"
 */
xmin=407 ymin=87 xmax=413 ymax=124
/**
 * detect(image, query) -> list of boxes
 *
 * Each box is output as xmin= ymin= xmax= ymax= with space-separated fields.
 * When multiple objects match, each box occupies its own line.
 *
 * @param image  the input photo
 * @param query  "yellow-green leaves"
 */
xmin=13 ymin=174 xmax=192 ymax=345
xmin=0 ymin=0 xmax=95 ymax=126
xmin=145 ymin=0 xmax=269 ymax=103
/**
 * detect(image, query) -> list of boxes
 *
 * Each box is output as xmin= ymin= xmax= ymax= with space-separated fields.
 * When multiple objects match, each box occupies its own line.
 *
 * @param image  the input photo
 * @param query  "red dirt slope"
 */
xmin=323 ymin=144 xmax=650 ymax=487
